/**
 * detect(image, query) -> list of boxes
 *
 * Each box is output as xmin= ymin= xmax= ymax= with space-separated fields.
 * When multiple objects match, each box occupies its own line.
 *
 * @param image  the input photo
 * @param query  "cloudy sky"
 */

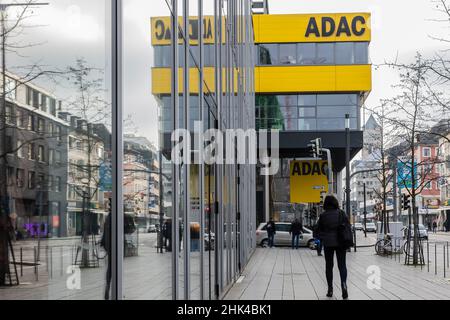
xmin=5 ymin=0 xmax=449 ymax=149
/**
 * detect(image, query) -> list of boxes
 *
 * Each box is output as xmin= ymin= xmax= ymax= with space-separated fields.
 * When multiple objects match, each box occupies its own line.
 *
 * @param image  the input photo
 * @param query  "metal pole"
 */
xmin=345 ymin=114 xmax=354 ymax=251
xmin=198 ymin=0 xmax=205 ymax=301
xmin=444 ymin=244 xmax=446 ymax=278
xmin=393 ymin=167 xmax=397 ymax=222
xmin=182 ymin=0 xmax=191 ymax=300
xmin=20 ymin=247 xmax=23 ymax=277
xmin=60 ymin=246 xmax=63 ymax=277
xmin=427 ymin=240 xmax=429 ymax=272
xmin=159 ymin=152 xmax=164 ymax=254
xmin=363 ymin=182 xmax=367 ymax=238
xmin=171 ymin=0 xmax=180 ymax=300
xmin=321 ymin=148 xmax=333 ymax=194
xmin=111 ymin=0 xmax=124 ymax=300
xmin=435 ymin=243 xmax=437 ymax=275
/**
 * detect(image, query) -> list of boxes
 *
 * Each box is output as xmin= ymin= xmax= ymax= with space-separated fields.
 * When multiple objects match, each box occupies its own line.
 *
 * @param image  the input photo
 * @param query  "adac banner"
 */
xmin=290 ymin=160 xmax=329 ymax=204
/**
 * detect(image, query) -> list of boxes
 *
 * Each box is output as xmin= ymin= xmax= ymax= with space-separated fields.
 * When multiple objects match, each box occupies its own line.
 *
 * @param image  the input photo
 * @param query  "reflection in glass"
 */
xmin=259 ymin=44 xmax=278 ymax=65
xmin=279 ymin=44 xmax=297 ymax=65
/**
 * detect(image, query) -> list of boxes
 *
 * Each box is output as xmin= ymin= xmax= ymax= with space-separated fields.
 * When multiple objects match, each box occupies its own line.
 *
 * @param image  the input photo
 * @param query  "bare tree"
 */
xmin=64 ymin=58 xmax=111 ymax=268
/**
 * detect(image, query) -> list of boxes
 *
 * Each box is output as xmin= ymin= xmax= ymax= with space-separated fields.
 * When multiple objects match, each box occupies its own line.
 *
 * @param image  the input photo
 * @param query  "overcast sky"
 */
xmin=5 ymin=0 xmax=449 ymax=149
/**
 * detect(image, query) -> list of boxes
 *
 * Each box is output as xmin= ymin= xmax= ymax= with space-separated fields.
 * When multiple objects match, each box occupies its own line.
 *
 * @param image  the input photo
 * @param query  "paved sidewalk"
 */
xmin=224 ymin=245 xmax=450 ymax=300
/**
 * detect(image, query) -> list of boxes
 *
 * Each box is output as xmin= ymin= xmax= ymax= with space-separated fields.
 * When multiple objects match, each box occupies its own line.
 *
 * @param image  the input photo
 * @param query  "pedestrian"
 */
xmin=433 ymin=220 xmax=437 ymax=233
xmin=164 ymin=220 xmax=172 ymax=252
xmin=317 ymin=194 xmax=351 ymax=300
xmin=290 ymin=219 xmax=302 ymax=249
xmin=313 ymin=223 xmax=323 ymax=256
xmin=266 ymin=219 xmax=276 ymax=248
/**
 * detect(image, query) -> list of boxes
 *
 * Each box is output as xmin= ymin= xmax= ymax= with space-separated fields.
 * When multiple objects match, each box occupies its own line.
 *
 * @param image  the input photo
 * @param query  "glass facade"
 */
xmin=257 ymin=42 xmax=369 ymax=66
xmin=256 ymin=94 xmax=360 ymax=131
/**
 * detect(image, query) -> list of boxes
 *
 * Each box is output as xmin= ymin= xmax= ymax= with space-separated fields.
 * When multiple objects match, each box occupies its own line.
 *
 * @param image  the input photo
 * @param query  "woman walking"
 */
xmin=317 ymin=194 xmax=351 ymax=299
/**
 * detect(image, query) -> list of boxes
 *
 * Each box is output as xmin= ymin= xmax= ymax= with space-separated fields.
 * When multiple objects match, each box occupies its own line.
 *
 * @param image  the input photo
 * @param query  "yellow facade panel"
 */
xmin=254 ymin=13 xmax=371 ymax=43
xmin=255 ymin=65 xmax=372 ymax=93
xmin=152 ymin=67 xmax=239 ymax=95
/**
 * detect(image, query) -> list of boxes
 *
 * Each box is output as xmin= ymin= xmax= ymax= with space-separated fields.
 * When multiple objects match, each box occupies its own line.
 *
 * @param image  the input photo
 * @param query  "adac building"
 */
xmin=253 ymin=13 xmax=372 ymax=223
xmin=150 ymin=9 xmax=371 ymax=299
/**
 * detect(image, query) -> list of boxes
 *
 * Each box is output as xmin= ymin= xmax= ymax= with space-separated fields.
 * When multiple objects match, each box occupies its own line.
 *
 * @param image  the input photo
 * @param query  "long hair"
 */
xmin=323 ymin=194 xmax=340 ymax=211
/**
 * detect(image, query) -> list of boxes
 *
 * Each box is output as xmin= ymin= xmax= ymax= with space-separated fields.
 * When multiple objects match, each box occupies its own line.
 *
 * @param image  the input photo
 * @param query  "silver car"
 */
xmin=256 ymin=222 xmax=315 ymax=248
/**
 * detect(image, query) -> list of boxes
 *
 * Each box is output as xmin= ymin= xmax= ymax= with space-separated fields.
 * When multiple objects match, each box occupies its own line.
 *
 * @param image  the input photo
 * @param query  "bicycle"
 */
xmin=375 ymin=234 xmax=393 ymax=256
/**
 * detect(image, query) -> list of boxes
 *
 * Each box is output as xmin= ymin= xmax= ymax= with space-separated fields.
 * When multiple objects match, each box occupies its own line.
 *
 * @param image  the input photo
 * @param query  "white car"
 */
xmin=401 ymin=224 xmax=428 ymax=240
xmin=365 ymin=222 xmax=377 ymax=233
xmin=256 ymin=222 xmax=315 ymax=248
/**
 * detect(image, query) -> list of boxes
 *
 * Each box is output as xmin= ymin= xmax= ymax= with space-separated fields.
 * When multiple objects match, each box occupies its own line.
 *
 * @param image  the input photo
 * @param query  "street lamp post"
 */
xmin=363 ymin=180 xmax=367 ymax=238
xmin=345 ymin=114 xmax=356 ymax=252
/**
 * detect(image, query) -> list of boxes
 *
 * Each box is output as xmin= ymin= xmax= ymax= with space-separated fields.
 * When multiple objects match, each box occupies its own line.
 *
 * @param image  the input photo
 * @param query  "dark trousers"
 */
xmin=317 ymin=240 xmax=323 ymax=255
xmin=268 ymin=233 xmax=275 ymax=247
xmin=324 ymin=246 xmax=347 ymax=288
xmin=292 ymin=234 xmax=300 ymax=249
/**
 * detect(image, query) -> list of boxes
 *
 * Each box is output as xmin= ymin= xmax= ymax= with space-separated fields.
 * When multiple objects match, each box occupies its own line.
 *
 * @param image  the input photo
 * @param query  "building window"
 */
xmin=28 ymin=114 xmax=35 ymax=131
xmin=355 ymin=42 xmax=369 ymax=64
xmin=5 ymin=136 xmax=13 ymax=155
xmin=37 ymin=174 xmax=45 ymax=189
xmin=6 ymin=78 xmax=17 ymax=101
xmin=48 ymin=175 xmax=53 ymax=191
xmin=33 ymin=90 xmax=39 ymax=109
xmin=28 ymin=143 xmax=36 ymax=161
xmin=257 ymin=42 xmax=369 ymax=66
xmin=55 ymin=177 xmax=62 ymax=192
xmin=48 ymin=122 xmax=54 ymax=136
xmin=297 ymin=43 xmax=316 ymax=65
xmin=50 ymin=98 xmax=57 ymax=116
xmin=7 ymin=167 xmax=14 ymax=186
xmin=55 ymin=150 xmax=61 ymax=164
xmin=56 ymin=125 xmax=62 ymax=142
xmin=38 ymin=145 xmax=45 ymax=162
xmin=423 ymin=147 xmax=431 ymax=158
xmin=40 ymin=94 xmax=47 ymax=112
xmin=48 ymin=149 xmax=54 ymax=165
xmin=16 ymin=109 xmax=24 ymax=128
xmin=279 ymin=44 xmax=297 ymax=65
xmin=38 ymin=118 xmax=45 ymax=134
xmin=256 ymin=93 xmax=359 ymax=131
xmin=16 ymin=169 xmax=25 ymax=188
xmin=17 ymin=140 xmax=24 ymax=158
xmin=28 ymin=171 xmax=36 ymax=189
xmin=26 ymin=86 xmax=33 ymax=105
xmin=5 ymin=106 xmax=12 ymax=124
xmin=335 ymin=42 xmax=355 ymax=64
xmin=317 ymin=43 xmax=334 ymax=64
xmin=259 ymin=43 xmax=278 ymax=65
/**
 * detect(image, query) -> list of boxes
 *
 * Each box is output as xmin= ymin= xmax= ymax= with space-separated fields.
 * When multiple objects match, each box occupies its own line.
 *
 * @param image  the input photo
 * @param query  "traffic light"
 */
xmin=308 ymin=138 xmax=322 ymax=158
xmin=401 ymin=194 xmax=411 ymax=211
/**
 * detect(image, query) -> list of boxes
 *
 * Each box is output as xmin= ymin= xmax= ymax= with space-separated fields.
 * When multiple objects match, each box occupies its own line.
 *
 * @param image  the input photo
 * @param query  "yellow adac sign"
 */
xmin=290 ymin=160 xmax=329 ymax=204
xmin=151 ymin=16 xmax=223 ymax=46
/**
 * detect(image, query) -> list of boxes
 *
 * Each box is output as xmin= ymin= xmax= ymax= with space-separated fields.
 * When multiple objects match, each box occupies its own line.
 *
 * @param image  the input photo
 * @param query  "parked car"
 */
xmin=353 ymin=222 xmax=364 ymax=231
xmin=148 ymin=224 xmax=157 ymax=233
xmin=401 ymin=224 xmax=428 ymax=240
xmin=365 ymin=222 xmax=377 ymax=233
xmin=256 ymin=222 xmax=315 ymax=248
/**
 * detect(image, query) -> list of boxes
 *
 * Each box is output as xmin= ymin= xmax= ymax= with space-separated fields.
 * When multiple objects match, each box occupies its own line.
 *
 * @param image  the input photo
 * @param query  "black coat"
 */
xmin=266 ymin=221 xmax=276 ymax=235
xmin=290 ymin=222 xmax=303 ymax=235
xmin=317 ymin=209 xmax=350 ymax=248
